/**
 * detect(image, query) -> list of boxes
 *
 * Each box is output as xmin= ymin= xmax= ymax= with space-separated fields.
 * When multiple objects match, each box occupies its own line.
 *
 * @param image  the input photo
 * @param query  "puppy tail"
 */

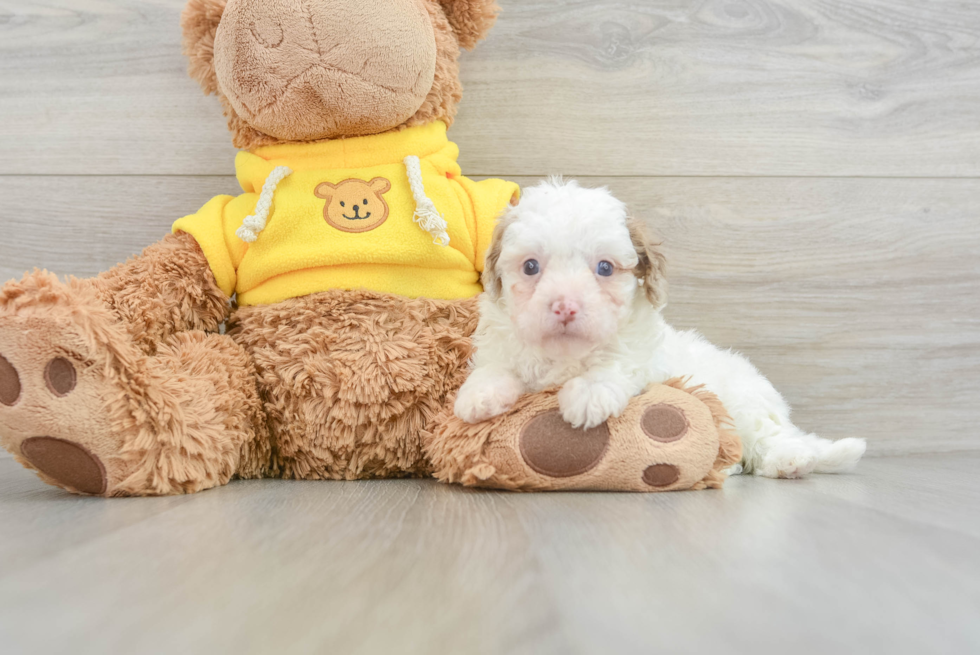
xmin=813 ymin=437 xmax=867 ymax=473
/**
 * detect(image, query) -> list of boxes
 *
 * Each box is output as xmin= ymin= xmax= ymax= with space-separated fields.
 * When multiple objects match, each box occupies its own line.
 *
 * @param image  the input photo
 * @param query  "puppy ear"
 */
xmin=627 ymin=217 xmax=668 ymax=309
xmin=438 ymin=0 xmax=500 ymax=50
xmin=481 ymin=212 xmax=515 ymax=301
xmin=182 ymin=0 xmax=227 ymax=95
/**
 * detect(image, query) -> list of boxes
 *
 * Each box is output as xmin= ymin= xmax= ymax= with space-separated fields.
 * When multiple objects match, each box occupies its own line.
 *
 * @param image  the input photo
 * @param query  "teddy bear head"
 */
xmin=182 ymin=0 xmax=499 ymax=150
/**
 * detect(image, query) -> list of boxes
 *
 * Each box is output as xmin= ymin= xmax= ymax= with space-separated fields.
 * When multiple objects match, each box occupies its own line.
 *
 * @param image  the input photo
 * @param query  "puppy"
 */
xmin=454 ymin=178 xmax=866 ymax=478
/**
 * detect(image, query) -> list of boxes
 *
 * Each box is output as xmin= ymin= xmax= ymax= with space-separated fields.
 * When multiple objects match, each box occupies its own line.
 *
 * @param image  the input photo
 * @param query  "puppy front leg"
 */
xmin=454 ymin=366 xmax=525 ymax=424
xmin=559 ymin=368 xmax=639 ymax=430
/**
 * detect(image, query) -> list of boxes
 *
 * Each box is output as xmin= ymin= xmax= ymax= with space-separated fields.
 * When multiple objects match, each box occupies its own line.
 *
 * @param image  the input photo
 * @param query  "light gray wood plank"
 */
xmin=0 ymin=456 xmax=978 ymax=654
xmin=794 ymin=451 xmax=980 ymax=540
xmin=1 ymin=175 xmax=977 ymax=455
xmin=1 ymin=0 xmax=979 ymax=176
xmin=0 ymin=457 xmax=195 ymax=571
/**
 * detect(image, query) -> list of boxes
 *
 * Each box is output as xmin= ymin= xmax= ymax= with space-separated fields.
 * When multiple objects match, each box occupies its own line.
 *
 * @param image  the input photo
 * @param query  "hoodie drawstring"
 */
xmin=236 ymin=166 xmax=293 ymax=243
xmin=236 ymin=159 xmax=449 ymax=247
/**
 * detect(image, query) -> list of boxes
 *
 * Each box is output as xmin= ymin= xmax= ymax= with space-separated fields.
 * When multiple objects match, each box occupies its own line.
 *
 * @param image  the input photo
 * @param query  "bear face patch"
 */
xmin=314 ymin=177 xmax=391 ymax=233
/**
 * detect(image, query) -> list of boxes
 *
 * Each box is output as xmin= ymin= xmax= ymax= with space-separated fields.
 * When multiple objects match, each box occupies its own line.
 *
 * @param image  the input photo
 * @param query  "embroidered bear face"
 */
xmin=314 ymin=177 xmax=392 ymax=233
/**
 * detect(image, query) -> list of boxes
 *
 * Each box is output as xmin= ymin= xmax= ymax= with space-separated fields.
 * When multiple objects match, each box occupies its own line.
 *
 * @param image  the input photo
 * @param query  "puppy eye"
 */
xmin=596 ymin=261 xmax=614 ymax=277
xmin=363 ymin=199 xmax=368 ymax=205
xmin=340 ymin=201 xmax=345 ymax=207
xmin=522 ymin=259 xmax=540 ymax=276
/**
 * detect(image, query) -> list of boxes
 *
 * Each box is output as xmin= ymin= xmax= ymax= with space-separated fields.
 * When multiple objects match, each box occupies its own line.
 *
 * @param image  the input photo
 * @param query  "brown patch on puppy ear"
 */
xmin=481 ymin=212 xmax=516 ymax=301
xmin=627 ymin=217 xmax=668 ymax=309
xmin=181 ymin=0 xmax=227 ymax=95
xmin=439 ymin=0 xmax=501 ymax=50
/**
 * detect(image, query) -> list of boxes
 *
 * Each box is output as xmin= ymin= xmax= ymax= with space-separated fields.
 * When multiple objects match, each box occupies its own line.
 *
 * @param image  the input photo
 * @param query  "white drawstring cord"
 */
xmin=237 ymin=160 xmax=448 ymax=246
xmin=404 ymin=155 xmax=449 ymax=246
xmin=236 ymin=166 xmax=293 ymax=243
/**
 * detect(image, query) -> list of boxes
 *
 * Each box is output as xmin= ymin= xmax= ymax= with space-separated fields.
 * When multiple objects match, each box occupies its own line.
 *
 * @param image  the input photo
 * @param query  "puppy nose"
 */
xmin=551 ymin=299 xmax=579 ymax=324
xmin=353 ymin=205 xmax=360 ymax=212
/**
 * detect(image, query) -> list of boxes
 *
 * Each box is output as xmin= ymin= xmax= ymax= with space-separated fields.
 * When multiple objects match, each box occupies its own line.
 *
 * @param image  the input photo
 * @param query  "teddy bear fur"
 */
xmin=0 ymin=0 xmax=740 ymax=496
xmin=182 ymin=0 xmax=494 ymax=149
xmin=0 ymin=0 xmax=504 ymax=496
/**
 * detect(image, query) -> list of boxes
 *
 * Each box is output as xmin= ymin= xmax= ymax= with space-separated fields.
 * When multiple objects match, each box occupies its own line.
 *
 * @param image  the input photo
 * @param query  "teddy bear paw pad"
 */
xmin=20 ymin=437 xmax=107 ymax=495
xmin=519 ymin=409 xmax=610 ymax=477
xmin=642 ymin=463 xmax=681 ymax=488
xmin=44 ymin=357 xmax=77 ymax=397
xmin=0 ymin=354 xmax=20 ymax=406
xmin=0 ymin=312 xmax=126 ymax=495
xmin=641 ymin=404 xmax=688 ymax=442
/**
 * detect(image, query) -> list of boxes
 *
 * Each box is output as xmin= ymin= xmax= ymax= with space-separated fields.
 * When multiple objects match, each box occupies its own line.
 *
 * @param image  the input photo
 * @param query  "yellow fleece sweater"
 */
xmin=172 ymin=121 xmax=519 ymax=305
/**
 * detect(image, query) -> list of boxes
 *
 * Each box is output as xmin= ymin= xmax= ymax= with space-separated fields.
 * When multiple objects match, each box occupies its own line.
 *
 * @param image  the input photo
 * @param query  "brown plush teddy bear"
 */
xmin=0 ymin=0 xmax=740 ymax=496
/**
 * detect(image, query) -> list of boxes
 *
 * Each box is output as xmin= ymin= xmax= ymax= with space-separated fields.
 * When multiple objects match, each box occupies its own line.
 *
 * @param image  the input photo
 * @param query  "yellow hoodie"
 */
xmin=172 ymin=121 xmax=519 ymax=306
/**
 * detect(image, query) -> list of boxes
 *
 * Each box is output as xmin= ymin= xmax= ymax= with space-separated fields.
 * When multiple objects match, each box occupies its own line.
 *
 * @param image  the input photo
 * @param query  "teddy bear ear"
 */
xmin=181 ymin=0 xmax=228 ymax=95
xmin=438 ymin=0 xmax=501 ymax=51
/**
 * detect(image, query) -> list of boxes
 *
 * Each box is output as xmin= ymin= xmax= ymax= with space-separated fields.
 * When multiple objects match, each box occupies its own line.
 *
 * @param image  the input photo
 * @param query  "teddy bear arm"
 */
xmin=93 ymin=232 xmax=230 ymax=352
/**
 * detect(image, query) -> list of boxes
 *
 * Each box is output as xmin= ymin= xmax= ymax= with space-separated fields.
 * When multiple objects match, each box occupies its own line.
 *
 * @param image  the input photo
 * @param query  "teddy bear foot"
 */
xmin=0 ymin=274 xmax=134 ymax=495
xmin=0 ymin=271 xmax=265 ymax=496
xmin=426 ymin=379 xmax=742 ymax=492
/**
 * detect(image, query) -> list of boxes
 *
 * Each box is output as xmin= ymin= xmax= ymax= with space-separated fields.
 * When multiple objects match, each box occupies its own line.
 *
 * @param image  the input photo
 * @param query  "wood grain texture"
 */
xmin=1 ymin=0 xmax=979 ymax=176
xmin=1 ymin=175 xmax=977 ymax=455
xmin=1 ymin=454 xmax=978 ymax=654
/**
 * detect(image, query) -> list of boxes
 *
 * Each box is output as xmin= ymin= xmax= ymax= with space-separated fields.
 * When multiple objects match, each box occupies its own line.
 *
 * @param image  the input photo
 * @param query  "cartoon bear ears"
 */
xmin=314 ymin=177 xmax=392 ymax=201
xmin=182 ymin=0 xmax=501 ymax=94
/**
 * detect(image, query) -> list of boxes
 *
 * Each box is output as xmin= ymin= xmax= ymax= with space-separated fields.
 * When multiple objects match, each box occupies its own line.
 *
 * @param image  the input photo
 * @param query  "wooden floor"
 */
xmin=1 ymin=0 xmax=978 ymax=456
xmin=0 ymin=454 xmax=977 ymax=654
xmin=1 ymin=2 xmax=979 ymax=652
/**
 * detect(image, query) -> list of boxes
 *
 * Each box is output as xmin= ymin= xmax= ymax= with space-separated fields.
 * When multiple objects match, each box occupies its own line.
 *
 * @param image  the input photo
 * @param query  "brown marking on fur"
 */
xmin=0 ymin=354 xmax=20 ymax=406
xmin=626 ymin=217 xmax=668 ymax=309
xmin=44 ymin=357 xmax=77 ymax=397
xmin=481 ymin=211 xmax=518 ymax=300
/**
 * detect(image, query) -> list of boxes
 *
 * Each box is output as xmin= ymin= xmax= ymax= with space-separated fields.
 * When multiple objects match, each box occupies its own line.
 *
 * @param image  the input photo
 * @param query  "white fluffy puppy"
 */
xmin=454 ymin=178 xmax=866 ymax=478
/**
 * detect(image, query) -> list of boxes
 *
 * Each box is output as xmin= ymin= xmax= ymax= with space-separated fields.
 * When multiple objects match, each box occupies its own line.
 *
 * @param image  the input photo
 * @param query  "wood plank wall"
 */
xmin=1 ymin=0 xmax=978 ymax=457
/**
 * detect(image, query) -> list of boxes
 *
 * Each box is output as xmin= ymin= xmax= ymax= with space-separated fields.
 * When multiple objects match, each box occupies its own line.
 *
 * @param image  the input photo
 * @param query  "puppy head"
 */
xmin=483 ymin=179 xmax=666 ymax=359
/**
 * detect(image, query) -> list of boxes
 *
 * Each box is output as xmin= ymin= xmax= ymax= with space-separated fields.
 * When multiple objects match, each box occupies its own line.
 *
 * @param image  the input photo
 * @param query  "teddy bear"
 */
xmin=0 ymin=0 xmax=740 ymax=496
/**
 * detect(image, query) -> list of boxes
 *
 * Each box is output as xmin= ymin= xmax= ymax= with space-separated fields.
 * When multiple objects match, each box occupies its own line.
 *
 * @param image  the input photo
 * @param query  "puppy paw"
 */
xmin=454 ymin=374 xmax=523 ymax=424
xmin=558 ymin=376 xmax=631 ymax=429
xmin=754 ymin=440 xmax=818 ymax=479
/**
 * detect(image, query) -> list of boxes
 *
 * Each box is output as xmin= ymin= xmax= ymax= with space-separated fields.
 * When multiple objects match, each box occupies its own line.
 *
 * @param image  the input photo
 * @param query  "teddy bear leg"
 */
xmin=426 ymin=379 xmax=742 ymax=492
xmin=230 ymin=290 xmax=480 ymax=480
xmin=0 ymin=273 xmax=268 ymax=496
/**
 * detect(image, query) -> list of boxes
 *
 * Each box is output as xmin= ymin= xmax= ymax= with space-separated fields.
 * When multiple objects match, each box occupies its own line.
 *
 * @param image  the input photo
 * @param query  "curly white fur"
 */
xmin=454 ymin=178 xmax=866 ymax=479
